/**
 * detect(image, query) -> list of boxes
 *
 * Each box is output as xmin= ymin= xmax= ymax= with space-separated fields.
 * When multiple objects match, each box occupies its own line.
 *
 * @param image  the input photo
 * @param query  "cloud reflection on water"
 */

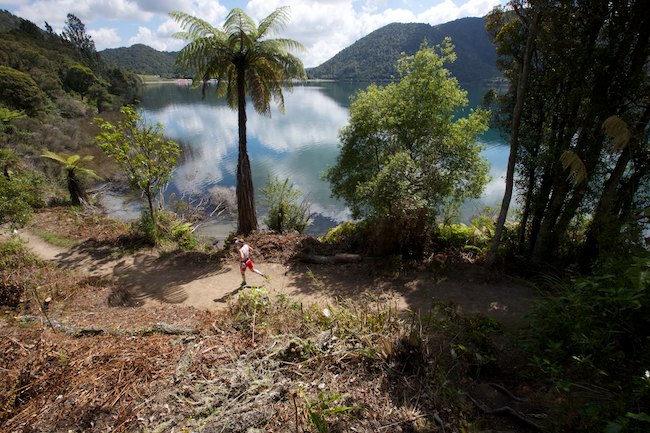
xmin=140 ymin=82 xmax=509 ymax=234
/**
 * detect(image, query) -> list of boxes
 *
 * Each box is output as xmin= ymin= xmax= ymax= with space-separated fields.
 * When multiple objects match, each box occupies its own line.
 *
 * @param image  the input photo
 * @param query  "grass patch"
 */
xmin=31 ymin=228 xmax=77 ymax=248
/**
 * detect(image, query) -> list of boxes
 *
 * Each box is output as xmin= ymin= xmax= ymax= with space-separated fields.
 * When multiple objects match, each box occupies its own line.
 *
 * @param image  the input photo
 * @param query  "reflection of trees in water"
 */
xmin=164 ymin=185 xmax=237 ymax=225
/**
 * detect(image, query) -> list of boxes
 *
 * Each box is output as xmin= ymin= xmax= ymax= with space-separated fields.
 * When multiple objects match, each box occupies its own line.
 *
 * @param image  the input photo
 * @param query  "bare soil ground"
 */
xmin=1 ymin=208 xmax=547 ymax=433
xmin=18 ymin=209 xmax=538 ymax=329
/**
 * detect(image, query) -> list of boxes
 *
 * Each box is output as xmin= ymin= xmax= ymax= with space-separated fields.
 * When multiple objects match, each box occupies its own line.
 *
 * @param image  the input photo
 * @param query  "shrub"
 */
xmin=261 ymin=176 xmax=311 ymax=233
xmin=0 ymin=65 xmax=44 ymax=115
xmin=171 ymin=222 xmax=197 ymax=251
xmin=524 ymin=256 xmax=650 ymax=431
xmin=0 ymin=158 xmax=45 ymax=228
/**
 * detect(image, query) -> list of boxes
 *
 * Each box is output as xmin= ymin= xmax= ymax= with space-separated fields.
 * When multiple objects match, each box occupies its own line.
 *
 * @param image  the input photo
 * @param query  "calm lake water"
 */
xmin=121 ymin=81 xmax=508 ymax=237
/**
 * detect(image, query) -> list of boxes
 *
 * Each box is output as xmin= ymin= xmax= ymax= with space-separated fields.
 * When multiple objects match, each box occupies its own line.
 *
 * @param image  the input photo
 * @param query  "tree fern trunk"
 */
xmin=236 ymin=67 xmax=258 ymax=234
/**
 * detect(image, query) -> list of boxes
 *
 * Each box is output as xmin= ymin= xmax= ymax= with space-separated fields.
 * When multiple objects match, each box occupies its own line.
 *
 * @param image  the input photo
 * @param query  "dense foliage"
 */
xmin=524 ymin=257 xmax=650 ymax=432
xmin=0 ymin=149 xmax=45 ymax=227
xmin=486 ymin=0 xmax=649 ymax=267
xmin=484 ymin=1 xmax=650 ymax=431
xmin=326 ymin=41 xmax=489 ymax=255
xmin=308 ymin=17 xmax=500 ymax=83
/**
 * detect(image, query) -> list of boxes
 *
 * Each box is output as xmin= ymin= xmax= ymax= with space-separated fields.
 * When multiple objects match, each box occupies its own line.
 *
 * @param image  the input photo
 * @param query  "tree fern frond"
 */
xmin=170 ymin=11 xmax=222 ymax=39
xmin=260 ymin=37 xmax=306 ymax=54
xmin=257 ymin=6 xmax=291 ymax=38
xmin=602 ymin=115 xmax=630 ymax=150
xmin=224 ymin=8 xmax=257 ymax=38
xmin=76 ymin=166 xmax=102 ymax=180
xmin=560 ymin=150 xmax=587 ymax=186
xmin=41 ymin=150 xmax=70 ymax=165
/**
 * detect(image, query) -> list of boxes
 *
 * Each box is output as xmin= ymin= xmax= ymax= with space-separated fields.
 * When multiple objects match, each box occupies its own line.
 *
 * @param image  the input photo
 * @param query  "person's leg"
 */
xmin=240 ymin=261 xmax=247 ymax=285
xmin=247 ymin=259 xmax=265 ymax=277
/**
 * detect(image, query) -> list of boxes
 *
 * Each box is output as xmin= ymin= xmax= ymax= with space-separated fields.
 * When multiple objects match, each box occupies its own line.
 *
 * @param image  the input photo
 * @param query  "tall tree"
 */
xmin=326 ymin=41 xmax=490 ymax=254
xmin=488 ymin=0 xmax=649 ymax=266
xmin=61 ymin=13 xmax=99 ymax=69
xmin=61 ymin=13 xmax=95 ymax=54
xmin=171 ymin=7 xmax=306 ymax=234
xmin=486 ymin=1 xmax=540 ymax=266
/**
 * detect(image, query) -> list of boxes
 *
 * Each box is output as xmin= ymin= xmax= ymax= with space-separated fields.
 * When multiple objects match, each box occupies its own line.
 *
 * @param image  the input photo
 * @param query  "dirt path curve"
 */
xmin=14 ymin=229 xmax=539 ymax=328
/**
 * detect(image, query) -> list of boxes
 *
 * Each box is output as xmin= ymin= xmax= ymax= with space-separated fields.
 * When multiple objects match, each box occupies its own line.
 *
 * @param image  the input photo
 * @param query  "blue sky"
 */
xmin=1 ymin=0 xmax=507 ymax=67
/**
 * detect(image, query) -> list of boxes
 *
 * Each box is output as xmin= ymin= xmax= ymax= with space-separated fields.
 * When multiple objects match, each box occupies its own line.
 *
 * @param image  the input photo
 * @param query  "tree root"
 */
xmin=465 ymin=392 xmax=542 ymax=431
xmin=488 ymin=382 xmax=528 ymax=401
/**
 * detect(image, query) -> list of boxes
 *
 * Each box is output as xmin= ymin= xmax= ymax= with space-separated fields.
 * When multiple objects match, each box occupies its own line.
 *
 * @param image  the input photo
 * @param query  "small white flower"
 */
xmin=322 ymin=308 xmax=331 ymax=318
xmin=318 ymin=383 xmax=325 ymax=389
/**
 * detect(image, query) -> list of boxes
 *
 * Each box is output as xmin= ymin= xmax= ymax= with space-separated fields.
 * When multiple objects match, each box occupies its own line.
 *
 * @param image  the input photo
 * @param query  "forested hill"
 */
xmin=307 ymin=17 xmax=499 ymax=83
xmin=100 ymin=44 xmax=179 ymax=78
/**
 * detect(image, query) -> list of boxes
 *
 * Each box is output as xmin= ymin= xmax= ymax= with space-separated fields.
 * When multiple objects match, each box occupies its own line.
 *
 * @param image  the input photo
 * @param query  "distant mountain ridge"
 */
xmin=98 ymin=16 xmax=498 ymax=83
xmin=100 ymin=44 xmax=179 ymax=78
xmin=307 ymin=17 xmax=499 ymax=83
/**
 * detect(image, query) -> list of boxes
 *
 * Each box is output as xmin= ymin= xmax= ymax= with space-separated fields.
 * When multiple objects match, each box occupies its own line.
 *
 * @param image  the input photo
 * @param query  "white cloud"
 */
xmin=127 ymin=26 xmax=168 ymax=51
xmin=7 ymin=0 xmax=506 ymax=67
xmin=88 ymin=27 xmax=121 ymax=48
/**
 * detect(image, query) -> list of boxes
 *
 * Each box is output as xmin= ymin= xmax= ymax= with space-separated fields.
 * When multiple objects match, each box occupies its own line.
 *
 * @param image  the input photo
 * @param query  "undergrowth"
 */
xmin=522 ymin=255 xmax=650 ymax=432
xmin=225 ymin=287 xmax=509 ymax=432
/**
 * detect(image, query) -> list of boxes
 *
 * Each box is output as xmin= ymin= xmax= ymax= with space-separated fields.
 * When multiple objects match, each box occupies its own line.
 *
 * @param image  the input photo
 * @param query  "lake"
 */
xmin=112 ymin=80 xmax=508 ymax=237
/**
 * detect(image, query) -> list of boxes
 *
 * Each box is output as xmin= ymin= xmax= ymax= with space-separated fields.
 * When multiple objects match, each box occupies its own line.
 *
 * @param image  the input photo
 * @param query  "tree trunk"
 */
xmin=67 ymin=170 xmax=86 ymax=206
xmin=236 ymin=67 xmax=258 ymax=234
xmin=486 ymin=10 xmax=539 ymax=266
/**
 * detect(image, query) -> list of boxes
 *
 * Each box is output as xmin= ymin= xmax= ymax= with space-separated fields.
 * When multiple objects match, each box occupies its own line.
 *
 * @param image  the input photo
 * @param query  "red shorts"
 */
xmin=240 ymin=258 xmax=253 ymax=271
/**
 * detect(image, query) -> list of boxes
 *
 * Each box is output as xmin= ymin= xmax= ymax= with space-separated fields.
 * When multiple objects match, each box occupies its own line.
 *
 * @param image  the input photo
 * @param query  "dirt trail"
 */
xmin=14 ymin=229 xmax=539 ymax=328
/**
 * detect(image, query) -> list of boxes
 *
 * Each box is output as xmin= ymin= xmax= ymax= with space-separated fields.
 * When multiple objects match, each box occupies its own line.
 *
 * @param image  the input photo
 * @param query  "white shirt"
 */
xmin=240 ymin=244 xmax=250 ymax=260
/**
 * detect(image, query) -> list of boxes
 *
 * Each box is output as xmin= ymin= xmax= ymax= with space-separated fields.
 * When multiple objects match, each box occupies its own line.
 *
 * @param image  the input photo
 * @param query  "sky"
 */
xmin=1 ymin=0 xmax=507 ymax=68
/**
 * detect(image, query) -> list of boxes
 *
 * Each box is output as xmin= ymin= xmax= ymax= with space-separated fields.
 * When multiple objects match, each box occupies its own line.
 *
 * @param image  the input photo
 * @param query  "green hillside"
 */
xmin=307 ymin=17 xmax=499 ymax=83
xmin=100 ymin=44 xmax=180 ymax=78
xmin=0 ymin=10 xmax=141 ymax=190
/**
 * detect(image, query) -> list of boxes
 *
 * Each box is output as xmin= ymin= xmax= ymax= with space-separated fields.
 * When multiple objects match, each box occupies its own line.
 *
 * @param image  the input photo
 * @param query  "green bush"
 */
xmin=524 ymin=256 xmax=650 ymax=431
xmin=171 ymin=221 xmax=197 ymax=251
xmin=261 ymin=176 xmax=311 ymax=233
xmin=0 ymin=65 xmax=45 ymax=115
xmin=435 ymin=223 xmax=492 ymax=249
xmin=0 ymin=155 xmax=45 ymax=228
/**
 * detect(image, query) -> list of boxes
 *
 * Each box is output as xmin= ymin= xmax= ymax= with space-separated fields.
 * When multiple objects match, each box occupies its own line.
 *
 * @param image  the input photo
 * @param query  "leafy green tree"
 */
xmin=0 ymin=149 xmax=44 ymax=227
xmin=61 ymin=13 xmax=99 ymax=69
xmin=95 ymin=106 xmax=181 ymax=242
xmin=63 ymin=63 xmax=98 ymax=99
xmin=0 ymin=65 xmax=44 ymax=115
xmin=41 ymin=150 xmax=100 ymax=206
xmin=326 ymin=41 xmax=489 ymax=252
xmin=171 ymin=6 xmax=306 ymax=234
xmin=261 ymin=176 xmax=311 ymax=233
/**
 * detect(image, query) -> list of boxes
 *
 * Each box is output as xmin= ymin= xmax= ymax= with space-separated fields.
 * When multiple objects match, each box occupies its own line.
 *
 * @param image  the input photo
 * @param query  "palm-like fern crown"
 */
xmin=171 ymin=7 xmax=306 ymax=115
xmin=41 ymin=150 xmax=100 ymax=178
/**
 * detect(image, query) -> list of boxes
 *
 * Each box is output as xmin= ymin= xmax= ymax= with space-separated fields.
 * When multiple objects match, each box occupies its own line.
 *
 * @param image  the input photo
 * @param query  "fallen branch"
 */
xmin=14 ymin=316 xmax=199 ymax=337
xmin=300 ymin=253 xmax=362 ymax=264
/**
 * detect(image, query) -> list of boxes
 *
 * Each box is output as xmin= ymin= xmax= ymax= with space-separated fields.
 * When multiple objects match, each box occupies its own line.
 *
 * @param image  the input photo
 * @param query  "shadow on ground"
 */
xmin=285 ymin=261 xmax=538 ymax=329
xmin=55 ymin=240 xmax=228 ymax=305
